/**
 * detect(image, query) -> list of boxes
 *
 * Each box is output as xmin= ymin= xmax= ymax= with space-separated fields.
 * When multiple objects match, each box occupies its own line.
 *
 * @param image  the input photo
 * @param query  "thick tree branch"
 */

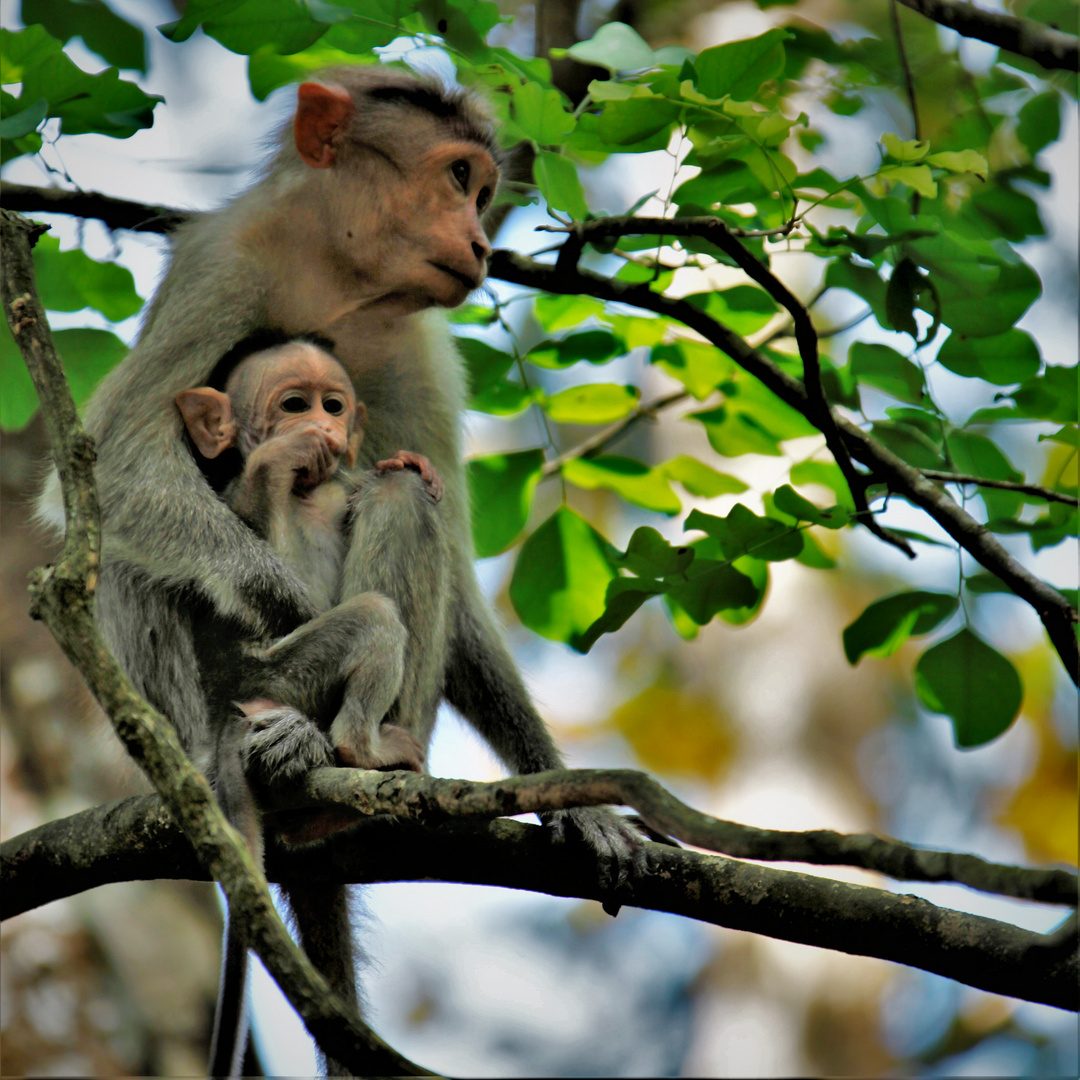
xmin=920 ymin=470 xmax=1079 ymax=506
xmin=3 ymin=797 xmax=1076 ymax=1012
xmin=5 ymin=184 xmax=1076 ymax=679
xmin=0 ymin=209 xmax=430 ymax=1079
xmin=0 ymin=182 xmax=186 ymax=233
xmin=488 ymin=249 xmax=1080 ymax=683
xmin=896 ymin=0 xmax=1079 ymax=72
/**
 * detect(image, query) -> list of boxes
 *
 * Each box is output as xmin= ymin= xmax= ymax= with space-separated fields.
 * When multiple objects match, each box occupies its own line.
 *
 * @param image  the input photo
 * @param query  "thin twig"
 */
xmin=921 ymin=470 xmax=1079 ymax=506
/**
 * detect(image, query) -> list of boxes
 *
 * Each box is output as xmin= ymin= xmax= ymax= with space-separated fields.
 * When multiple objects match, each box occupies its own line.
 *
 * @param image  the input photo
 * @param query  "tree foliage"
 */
xmin=3 ymin=0 xmax=1076 ymax=752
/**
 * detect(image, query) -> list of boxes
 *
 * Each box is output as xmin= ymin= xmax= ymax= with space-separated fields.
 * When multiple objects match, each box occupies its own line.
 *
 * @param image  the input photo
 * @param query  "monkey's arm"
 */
xmin=445 ymin=576 xmax=646 ymax=889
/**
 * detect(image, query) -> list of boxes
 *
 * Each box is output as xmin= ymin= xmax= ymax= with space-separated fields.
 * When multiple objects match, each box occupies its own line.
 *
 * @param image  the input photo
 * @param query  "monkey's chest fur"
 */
xmin=271 ymin=482 xmax=350 ymax=613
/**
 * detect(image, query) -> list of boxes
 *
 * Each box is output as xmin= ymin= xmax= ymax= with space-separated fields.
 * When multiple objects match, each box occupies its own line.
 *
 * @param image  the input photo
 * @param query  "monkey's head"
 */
xmin=176 ymin=341 xmax=366 ymax=490
xmin=287 ymin=68 xmax=500 ymax=312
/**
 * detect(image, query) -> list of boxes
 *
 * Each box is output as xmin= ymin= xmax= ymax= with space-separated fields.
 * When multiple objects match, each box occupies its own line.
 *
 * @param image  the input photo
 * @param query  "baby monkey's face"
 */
xmin=230 ymin=342 xmax=363 ymax=463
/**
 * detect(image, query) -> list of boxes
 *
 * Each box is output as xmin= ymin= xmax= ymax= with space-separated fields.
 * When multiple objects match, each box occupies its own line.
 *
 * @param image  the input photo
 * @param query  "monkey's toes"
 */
xmin=243 ymin=706 xmax=334 ymax=784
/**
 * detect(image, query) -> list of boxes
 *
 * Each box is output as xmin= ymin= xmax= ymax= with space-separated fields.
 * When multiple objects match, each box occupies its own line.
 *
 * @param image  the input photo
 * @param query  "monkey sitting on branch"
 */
xmin=39 ymin=65 xmax=646 ymax=1076
xmin=176 ymin=331 xmax=446 ymax=1075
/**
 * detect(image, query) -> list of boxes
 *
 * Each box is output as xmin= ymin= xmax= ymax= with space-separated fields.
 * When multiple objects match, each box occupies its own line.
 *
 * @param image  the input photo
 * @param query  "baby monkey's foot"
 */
xmin=336 ymin=721 xmax=426 ymax=773
xmin=238 ymin=701 xmax=335 ymax=786
xmin=376 ymin=450 xmax=443 ymax=502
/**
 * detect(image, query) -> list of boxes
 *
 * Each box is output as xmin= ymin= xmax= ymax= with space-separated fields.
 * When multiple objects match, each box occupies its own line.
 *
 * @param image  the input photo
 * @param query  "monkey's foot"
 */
xmin=336 ymin=722 xmax=426 ymax=772
xmin=241 ymin=705 xmax=335 ymax=785
xmin=544 ymin=806 xmax=649 ymax=915
xmin=375 ymin=450 xmax=443 ymax=501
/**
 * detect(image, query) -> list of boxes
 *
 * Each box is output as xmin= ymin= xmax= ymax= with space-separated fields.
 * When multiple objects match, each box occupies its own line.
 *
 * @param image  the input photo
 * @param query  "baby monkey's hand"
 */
xmin=376 ymin=450 xmax=443 ymax=502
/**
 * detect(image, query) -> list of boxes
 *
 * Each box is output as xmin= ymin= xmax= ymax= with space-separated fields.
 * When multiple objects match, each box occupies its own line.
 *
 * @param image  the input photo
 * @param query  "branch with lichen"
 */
xmin=0 ymin=208 xmax=433 ymax=1079
xmin=2 ymin=791 xmax=1077 ymax=1012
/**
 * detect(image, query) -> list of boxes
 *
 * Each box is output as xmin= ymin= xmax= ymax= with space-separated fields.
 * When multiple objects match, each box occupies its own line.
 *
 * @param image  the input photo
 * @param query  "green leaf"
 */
xmin=667 ymin=550 xmax=762 ymax=626
xmin=162 ymin=0 xmax=331 ymax=55
xmin=946 ymin=430 xmax=1024 ymax=520
xmin=526 ymin=330 xmax=625 ymax=370
xmin=511 ymin=81 xmax=575 ymax=144
xmin=850 ymin=342 xmax=925 ymax=403
xmin=51 ymin=328 xmax=128 ymax=404
xmin=576 ymin=578 xmax=667 ymax=652
xmin=660 ymin=456 xmax=747 ymax=497
xmin=32 ymin=235 xmax=143 ymax=322
xmin=936 ymin=329 xmax=1041 ymax=385
xmin=881 ymin=132 xmax=929 ymax=162
xmin=534 ymin=293 xmax=607 ymax=332
xmin=824 ymin=258 xmax=891 ymax=330
xmin=458 ymin=335 xmax=513 ymax=392
xmin=843 ymin=590 xmax=958 ymax=664
xmin=0 ymin=97 xmax=47 ymax=138
xmin=870 ymin=421 xmax=945 ymax=469
xmin=467 ymin=449 xmax=544 ymax=558
xmin=795 ymin=531 xmax=837 ymax=569
xmin=597 ymin=93 xmax=680 ymax=145
xmin=650 ymin=340 xmax=734 ymax=399
xmin=963 ymin=572 xmax=1012 ymax=595
xmin=877 ymin=164 xmax=938 ymax=199
xmin=683 ymin=285 xmax=778 ymax=336
xmin=915 ymin=629 xmax=1023 ymax=748
xmin=534 ymin=149 xmax=589 ymax=218
xmin=686 ymin=503 xmax=803 ymax=562
xmin=773 ymin=485 xmax=849 ymax=528
xmin=566 ymin=22 xmax=655 ymax=72
xmin=790 ymin=460 xmax=856 ymax=512
xmin=885 ymin=257 xmax=927 ymax=341
xmin=22 ymin=0 xmax=147 ymax=72
xmin=563 ymin=456 xmax=681 ymax=514
xmin=1016 ymin=91 xmax=1061 ymax=155
xmin=1008 ymin=365 xmax=1077 ymax=423
xmin=924 ymin=149 xmax=989 ymax=179
xmin=508 ymin=507 xmax=616 ymax=651
xmin=543 ymin=383 xmax=639 ymax=424
xmin=695 ymin=28 xmax=791 ymax=100
xmin=689 ymin=404 xmax=781 ymax=457
xmin=618 ymin=526 xmax=694 ymax=577
xmin=0 ymin=320 xmax=40 ymax=430
xmin=247 ymin=43 xmax=379 ymax=101
xmin=1 ymin=25 xmax=161 ymax=138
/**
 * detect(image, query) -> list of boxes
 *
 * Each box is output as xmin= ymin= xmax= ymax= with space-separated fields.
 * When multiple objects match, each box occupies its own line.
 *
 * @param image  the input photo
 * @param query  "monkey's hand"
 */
xmin=335 ymin=722 xmax=426 ymax=773
xmin=543 ymin=807 xmax=649 ymax=915
xmin=375 ymin=450 xmax=443 ymax=502
xmin=239 ymin=702 xmax=335 ymax=786
xmin=251 ymin=425 xmax=339 ymax=495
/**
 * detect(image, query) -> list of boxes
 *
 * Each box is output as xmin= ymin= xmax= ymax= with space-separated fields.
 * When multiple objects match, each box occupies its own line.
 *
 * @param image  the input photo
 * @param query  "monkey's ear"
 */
xmin=295 ymin=83 xmax=354 ymax=169
xmin=345 ymin=401 xmax=367 ymax=467
xmin=175 ymin=388 xmax=237 ymax=459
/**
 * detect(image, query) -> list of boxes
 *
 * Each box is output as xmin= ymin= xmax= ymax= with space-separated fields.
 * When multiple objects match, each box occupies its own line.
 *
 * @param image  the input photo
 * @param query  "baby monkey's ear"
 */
xmin=345 ymin=400 xmax=367 ymax=467
xmin=176 ymin=388 xmax=238 ymax=459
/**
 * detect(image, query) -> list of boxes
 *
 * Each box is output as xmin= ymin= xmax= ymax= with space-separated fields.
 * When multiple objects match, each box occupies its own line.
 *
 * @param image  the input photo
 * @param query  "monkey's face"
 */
xmin=238 ymin=344 xmax=362 ymax=469
xmin=323 ymin=140 xmax=498 ymax=312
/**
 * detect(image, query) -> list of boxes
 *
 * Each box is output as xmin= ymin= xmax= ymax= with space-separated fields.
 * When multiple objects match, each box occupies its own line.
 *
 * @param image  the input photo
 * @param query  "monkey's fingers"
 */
xmin=375 ymin=451 xmax=443 ymax=501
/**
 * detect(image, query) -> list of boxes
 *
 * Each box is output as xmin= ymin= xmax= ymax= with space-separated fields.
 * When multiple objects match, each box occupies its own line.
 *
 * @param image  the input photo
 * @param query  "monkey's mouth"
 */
xmin=430 ymin=262 xmax=479 ymax=292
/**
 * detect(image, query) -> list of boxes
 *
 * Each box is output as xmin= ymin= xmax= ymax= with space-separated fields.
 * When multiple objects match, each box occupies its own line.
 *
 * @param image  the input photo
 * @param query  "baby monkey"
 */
xmin=176 ymin=336 xmax=442 ymax=797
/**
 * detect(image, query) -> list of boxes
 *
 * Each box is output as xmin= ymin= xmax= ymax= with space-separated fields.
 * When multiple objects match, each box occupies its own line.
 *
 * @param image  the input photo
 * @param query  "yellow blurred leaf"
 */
xmin=604 ymin=678 xmax=734 ymax=780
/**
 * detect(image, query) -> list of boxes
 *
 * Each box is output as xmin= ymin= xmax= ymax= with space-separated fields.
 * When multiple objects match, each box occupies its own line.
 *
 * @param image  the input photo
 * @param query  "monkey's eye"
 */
xmin=280 ymin=394 xmax=309 ymax=413
xmin=323 ymin=396 xmax=346 ymax=416
xmin=476 ymin=186 xmax=492 ymax=213
xmin=450 ymin=159 xmax=470 ymax=191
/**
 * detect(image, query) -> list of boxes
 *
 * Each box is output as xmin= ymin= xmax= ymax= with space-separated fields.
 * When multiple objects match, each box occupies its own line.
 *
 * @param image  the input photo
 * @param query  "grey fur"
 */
xmin=37 ymin=68 xmax=643 ymax=1078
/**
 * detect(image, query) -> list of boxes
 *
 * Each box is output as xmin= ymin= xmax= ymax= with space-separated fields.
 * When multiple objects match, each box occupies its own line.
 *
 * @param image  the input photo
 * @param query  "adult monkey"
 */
xmin=39 ymin=66 xmax=644 ymax=1072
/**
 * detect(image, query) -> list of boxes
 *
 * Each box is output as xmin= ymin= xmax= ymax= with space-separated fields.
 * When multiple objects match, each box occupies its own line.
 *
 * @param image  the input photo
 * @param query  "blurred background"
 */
xmin=1 ymin=0 xmax=1076 ymax=1075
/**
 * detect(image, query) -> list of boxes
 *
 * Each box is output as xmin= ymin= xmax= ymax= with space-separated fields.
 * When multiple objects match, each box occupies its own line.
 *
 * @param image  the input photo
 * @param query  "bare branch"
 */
xmin=896 ymin=0 xmax=1079 ymax=72
xmin=0 ymin=181 xmax=186 ymax=233
xmin=0 ymin=209 xmax=431 ymax=1079
xmin=921 ymin=470 xmax=1079 ymax=506
xmin=3 ymin=796 xmax=1077 ymax=1012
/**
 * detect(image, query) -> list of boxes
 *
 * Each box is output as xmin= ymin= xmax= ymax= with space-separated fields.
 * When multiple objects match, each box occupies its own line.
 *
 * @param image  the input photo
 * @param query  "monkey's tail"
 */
xmin=209 ymin=914 xmax=250 ymax=1078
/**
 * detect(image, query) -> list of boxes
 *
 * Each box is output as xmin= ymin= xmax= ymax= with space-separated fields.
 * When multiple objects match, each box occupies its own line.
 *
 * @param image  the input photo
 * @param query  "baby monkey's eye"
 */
xmin=281 ymin=394 xmax=309 ymax=413
xmin=323 ymin=397 xmax=346 ymax=416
